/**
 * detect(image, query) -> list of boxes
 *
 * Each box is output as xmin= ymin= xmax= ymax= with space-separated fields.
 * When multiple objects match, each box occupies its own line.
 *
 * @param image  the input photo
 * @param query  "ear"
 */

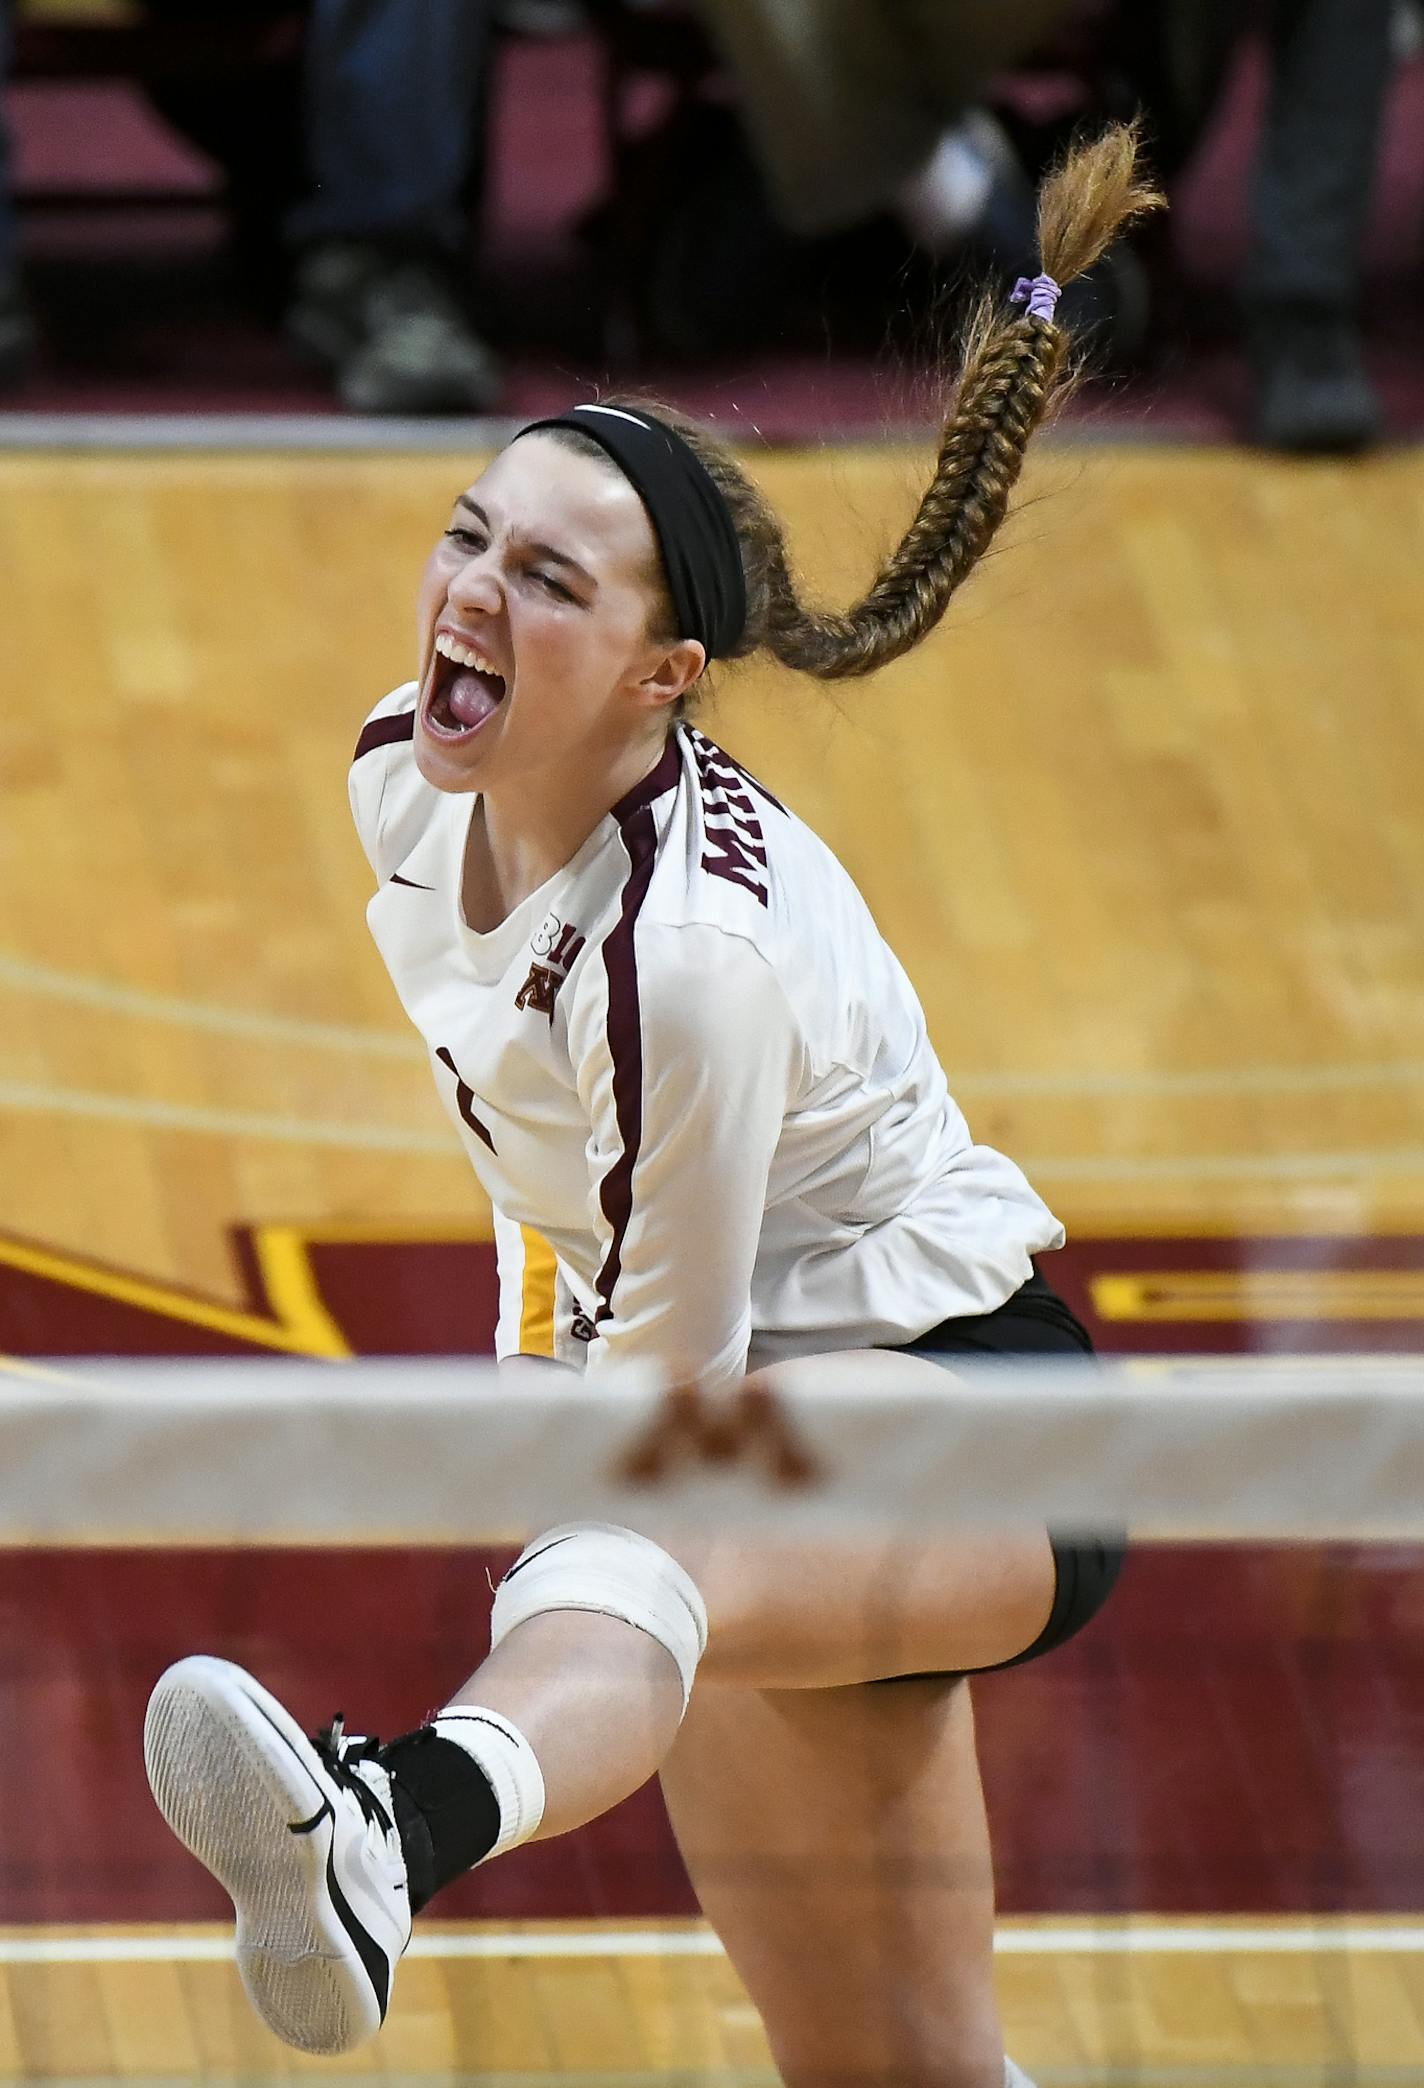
xmin=635 ymin=637 xmax=707 ymax=713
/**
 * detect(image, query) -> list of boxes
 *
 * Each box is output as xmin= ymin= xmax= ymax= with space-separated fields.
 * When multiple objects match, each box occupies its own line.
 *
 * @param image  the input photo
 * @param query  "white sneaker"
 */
xmin=144 ymin=1655 xmax=412 ymax=2054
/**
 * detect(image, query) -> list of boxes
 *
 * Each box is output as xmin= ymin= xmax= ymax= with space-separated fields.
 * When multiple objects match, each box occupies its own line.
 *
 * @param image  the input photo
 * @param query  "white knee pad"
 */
xmin=490 ymin=1522 xmax=709 ymax=1711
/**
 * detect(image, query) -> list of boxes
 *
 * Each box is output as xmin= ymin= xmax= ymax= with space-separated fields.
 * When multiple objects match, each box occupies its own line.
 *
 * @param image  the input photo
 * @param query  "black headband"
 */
xmin=514 ymin=404 xmax=747 ymax=661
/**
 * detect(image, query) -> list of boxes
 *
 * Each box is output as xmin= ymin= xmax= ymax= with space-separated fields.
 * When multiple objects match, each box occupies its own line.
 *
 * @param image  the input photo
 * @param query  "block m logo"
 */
xmin=515 ymin=963 xmax=561 ymax=1022
xmin=517 ymin=920 xmax=586 ymax=1025
xmin=619 ymin=1379 xmax=821 ymax=1488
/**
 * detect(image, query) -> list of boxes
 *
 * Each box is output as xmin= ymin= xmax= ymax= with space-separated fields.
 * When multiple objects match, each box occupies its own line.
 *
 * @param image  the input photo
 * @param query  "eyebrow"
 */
xmin=455 ymin=496 xmax=597 ymax=591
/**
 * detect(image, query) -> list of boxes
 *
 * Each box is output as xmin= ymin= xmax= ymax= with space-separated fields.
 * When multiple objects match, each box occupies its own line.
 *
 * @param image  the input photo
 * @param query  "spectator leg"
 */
xmin=1242 ymin=0 xmax=1394 ymax=448
xmin=286 ymin=0 xmax=498 ymax=251
xmin=0 ymin=0 xmax=37 ymax=387
xmin=698 ymin=0 xmax=1074 ymax=239
xmin=0 ymin=0 xmax=15 ymax=278
xmin=281 ymin=0 xmax=502 ymax=412
xmin=1247 ymin=0 xmax=1394 ymax=314
xmin=902 ymin=0 xmax=1078 ymax=108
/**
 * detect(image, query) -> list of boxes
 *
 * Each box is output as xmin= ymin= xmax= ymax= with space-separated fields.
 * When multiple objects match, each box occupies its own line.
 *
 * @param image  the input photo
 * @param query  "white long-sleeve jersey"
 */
xmin=351 ymin=685 xmax=1064 ymax=1390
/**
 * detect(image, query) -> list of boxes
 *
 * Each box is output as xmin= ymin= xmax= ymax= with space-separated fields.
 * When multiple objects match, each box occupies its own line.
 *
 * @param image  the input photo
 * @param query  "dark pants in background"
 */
xmin=1248 ymin=0 xmax=1395 ymax=317
xmin=286 ymin=0 xmax=497 ymax=252
xmin=0 ymin=0 xmax=15 ymax=280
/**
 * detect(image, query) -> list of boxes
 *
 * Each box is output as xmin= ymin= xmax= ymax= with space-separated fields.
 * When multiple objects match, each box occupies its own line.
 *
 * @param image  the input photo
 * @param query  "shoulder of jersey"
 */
xmin=350 ymin=682 xmax=439 ymax=882
xmin=654 ymin=725 xmax=795 ymax=927
xmin=351 ymin=682 xmax=420 ymax=770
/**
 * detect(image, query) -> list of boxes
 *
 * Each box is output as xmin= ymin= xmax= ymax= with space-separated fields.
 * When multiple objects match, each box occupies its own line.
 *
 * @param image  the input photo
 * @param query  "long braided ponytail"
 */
xmin=760 ymin=119 xmax=1164 ymax=679
xmin=549 ymin=122 xmax=1163 ymax=687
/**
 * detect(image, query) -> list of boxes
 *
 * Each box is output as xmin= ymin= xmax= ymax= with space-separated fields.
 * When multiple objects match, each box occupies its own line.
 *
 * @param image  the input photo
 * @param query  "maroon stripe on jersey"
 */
xmin=593 ymin=806 xmax=660 ymax=1326
xmin=434 ymin=1046 xmax=497 ymax=1152
xmin=610 ymin=736 xmax=681 ymax=827
xmin=353 ymin=711 xmax=416 ymax=762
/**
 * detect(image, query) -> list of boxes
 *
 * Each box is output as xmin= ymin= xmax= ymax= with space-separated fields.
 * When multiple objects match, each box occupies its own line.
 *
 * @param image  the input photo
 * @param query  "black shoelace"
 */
xmin=312 ymin=1715 xmax=394 ymax=1836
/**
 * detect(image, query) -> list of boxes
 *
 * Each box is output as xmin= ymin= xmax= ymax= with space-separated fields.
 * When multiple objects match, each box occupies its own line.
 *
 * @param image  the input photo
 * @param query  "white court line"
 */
xmin=3 ymin=950 xmax=1424 ymax=1105
xmin=6 ymin=1074 xmax=1424 ymax=1179
xmin=0 ymin=951 xmax=420 ymax=1059
xmin=3 ymin=1924 xmax=1423 ymax=1964
xmin=1030 ymin=1147 xmax=1424 ymax=1182
xmin=961 ymin=1062 xmax=1424 ymax=1100
xmin=0 ymin=1080 xmax=459 ymax=1156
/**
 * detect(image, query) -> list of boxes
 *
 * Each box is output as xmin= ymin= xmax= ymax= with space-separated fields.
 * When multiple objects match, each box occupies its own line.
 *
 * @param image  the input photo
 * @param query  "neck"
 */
xmin=463 ymin=728 xmax=672 ymax=932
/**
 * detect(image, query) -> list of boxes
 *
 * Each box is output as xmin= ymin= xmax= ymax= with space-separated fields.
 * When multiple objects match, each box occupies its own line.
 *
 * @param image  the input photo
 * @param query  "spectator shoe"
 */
xmin=1247 ymin=304 xmax=1384 ymax=454
xmin=288 ymin=241 xmax=502 ymax=416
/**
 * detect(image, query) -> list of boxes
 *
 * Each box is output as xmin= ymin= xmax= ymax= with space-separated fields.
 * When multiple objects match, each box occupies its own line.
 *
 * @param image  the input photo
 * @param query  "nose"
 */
xmin=446 ymin=544 xmax=502 ymax=616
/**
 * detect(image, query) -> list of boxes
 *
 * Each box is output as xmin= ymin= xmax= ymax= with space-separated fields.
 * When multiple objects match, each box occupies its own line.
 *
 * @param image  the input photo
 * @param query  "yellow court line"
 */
xmin=1065 ymin=1216 xmax=1424 ymax=1240
xmin=0 ymin=1232 xmax=339 ymax=1360
xmin=3 ymin=1215 xmax=1417 ymax=1375
xmin=1093 ymin=1268 xmax=1424 ymax=1322
xmin=248 ymin=1226 xmax=353 ymax=1359
xmin=0 ymin=1218 xmax=495 ymax=1368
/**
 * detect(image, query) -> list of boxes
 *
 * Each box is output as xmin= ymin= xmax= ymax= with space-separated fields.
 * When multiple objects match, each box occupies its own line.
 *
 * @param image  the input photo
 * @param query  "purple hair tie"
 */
xmin=1010 ymin=272 xmax=1061 ymax=323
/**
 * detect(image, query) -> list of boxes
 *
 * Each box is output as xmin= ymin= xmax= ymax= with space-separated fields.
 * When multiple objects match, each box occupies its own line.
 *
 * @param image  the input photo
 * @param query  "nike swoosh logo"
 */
xmin=326 ymin=1833 xmax=392 ymax=2017
xmin=389 ymin=872 xmax=434 ymax=890
xmin=501 ymin=1533 xmax=579 ymax=1583
xmin=285 ymin=1794 xmax=392 ymax=2019
xmin=258 ymin=1715 xmax=393 ymax=2019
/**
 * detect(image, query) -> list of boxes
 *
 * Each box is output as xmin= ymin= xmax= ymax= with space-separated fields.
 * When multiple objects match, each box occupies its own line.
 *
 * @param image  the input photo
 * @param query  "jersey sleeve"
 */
xmin=570 ymin=921 xmax=804 ymax=1393
xmin=348 ymin=683 xmax=419 ymax=881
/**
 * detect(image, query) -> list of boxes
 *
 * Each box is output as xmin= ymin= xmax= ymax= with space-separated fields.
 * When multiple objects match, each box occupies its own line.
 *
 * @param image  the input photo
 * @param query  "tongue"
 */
xmin=447 ymin=668 xmax=503 ymax=728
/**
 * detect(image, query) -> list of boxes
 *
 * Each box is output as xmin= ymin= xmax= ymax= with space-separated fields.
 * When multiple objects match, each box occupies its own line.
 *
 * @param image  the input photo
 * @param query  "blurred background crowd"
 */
xmin=1 ymin=0 xmax=1420 ymax=449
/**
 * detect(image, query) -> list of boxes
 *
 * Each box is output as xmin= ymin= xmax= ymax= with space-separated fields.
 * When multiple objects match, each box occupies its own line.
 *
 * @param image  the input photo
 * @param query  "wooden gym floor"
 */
xmin=0 ymin=438 xmax=1422 ymax=2082
xmin=2 ymin=440 xmax=1423 ymax=1271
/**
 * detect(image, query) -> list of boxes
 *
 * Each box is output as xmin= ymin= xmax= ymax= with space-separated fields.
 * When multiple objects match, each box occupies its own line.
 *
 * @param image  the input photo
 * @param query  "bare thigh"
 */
xmin=666 ymin=1350 xmax=1057 ymax=1690
xmin=660 ymin=1675 xmax=1006 ymax=2088
xmin=675 ymin=1529 xmax=1056 ymax=1690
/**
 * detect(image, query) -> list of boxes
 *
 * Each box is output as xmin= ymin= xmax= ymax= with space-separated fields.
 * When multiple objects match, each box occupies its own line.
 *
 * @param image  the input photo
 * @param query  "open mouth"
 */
xmin=422 ymin=638 xmax=509 ymax=742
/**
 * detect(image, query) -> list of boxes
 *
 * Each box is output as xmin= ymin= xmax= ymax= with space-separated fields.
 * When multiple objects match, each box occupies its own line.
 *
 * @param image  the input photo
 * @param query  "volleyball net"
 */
xmin=1 ymin=1348 xmax=1422 ymax=2088
xmin=3 ymin=1351 xmax=1424 ymax=1542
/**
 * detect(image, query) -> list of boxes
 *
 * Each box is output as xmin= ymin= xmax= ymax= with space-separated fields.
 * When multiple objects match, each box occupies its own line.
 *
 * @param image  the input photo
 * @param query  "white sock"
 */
xmin=432 ymin=1707 xmax=546 ymax=1862
xmin=1004 ymin=2060 xmax=1038 ymax=2088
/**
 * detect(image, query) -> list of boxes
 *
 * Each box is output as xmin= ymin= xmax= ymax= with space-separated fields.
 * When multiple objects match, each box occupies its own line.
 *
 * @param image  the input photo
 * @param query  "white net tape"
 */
xmin=3 ymin=1353 xmax=1422 ymax=1543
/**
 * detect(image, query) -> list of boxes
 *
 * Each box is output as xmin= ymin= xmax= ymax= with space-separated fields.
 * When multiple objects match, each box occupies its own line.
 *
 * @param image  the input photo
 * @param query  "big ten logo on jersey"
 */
xmin=516 ymin=913 xmax=586 ymax=1025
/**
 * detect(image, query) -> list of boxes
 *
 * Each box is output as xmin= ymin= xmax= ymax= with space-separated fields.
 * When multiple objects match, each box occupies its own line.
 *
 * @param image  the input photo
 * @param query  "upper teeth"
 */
xmin=435 ymin=632 xmax=500 ymax=676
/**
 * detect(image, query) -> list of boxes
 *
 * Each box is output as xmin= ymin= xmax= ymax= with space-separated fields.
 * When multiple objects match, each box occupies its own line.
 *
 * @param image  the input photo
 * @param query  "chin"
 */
xmin=414 ymin=726 xmax=485 ymax=794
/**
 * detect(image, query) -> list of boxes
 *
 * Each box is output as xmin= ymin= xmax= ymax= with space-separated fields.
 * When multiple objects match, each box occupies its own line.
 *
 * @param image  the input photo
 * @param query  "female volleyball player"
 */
xmin=145 ymin=127 xmax=1159 ymax=2088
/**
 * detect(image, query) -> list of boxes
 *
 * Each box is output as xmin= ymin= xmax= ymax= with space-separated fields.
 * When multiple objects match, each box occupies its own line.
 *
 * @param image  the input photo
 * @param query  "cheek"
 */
xmin=519 ymin=597 xmax=645 ymax=690
xmin=415 ymin=550 xmax=450 ymax=650
xmin=508 ymin=600 xmax=587 ymax=681
xmin=530 ymin=628 xmax=621 ymax=724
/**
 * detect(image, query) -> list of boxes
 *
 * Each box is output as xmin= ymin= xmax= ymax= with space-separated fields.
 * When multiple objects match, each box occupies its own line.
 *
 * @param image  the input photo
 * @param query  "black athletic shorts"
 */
xmin=879 ymin=1267 xmax=1125 ymax=1682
